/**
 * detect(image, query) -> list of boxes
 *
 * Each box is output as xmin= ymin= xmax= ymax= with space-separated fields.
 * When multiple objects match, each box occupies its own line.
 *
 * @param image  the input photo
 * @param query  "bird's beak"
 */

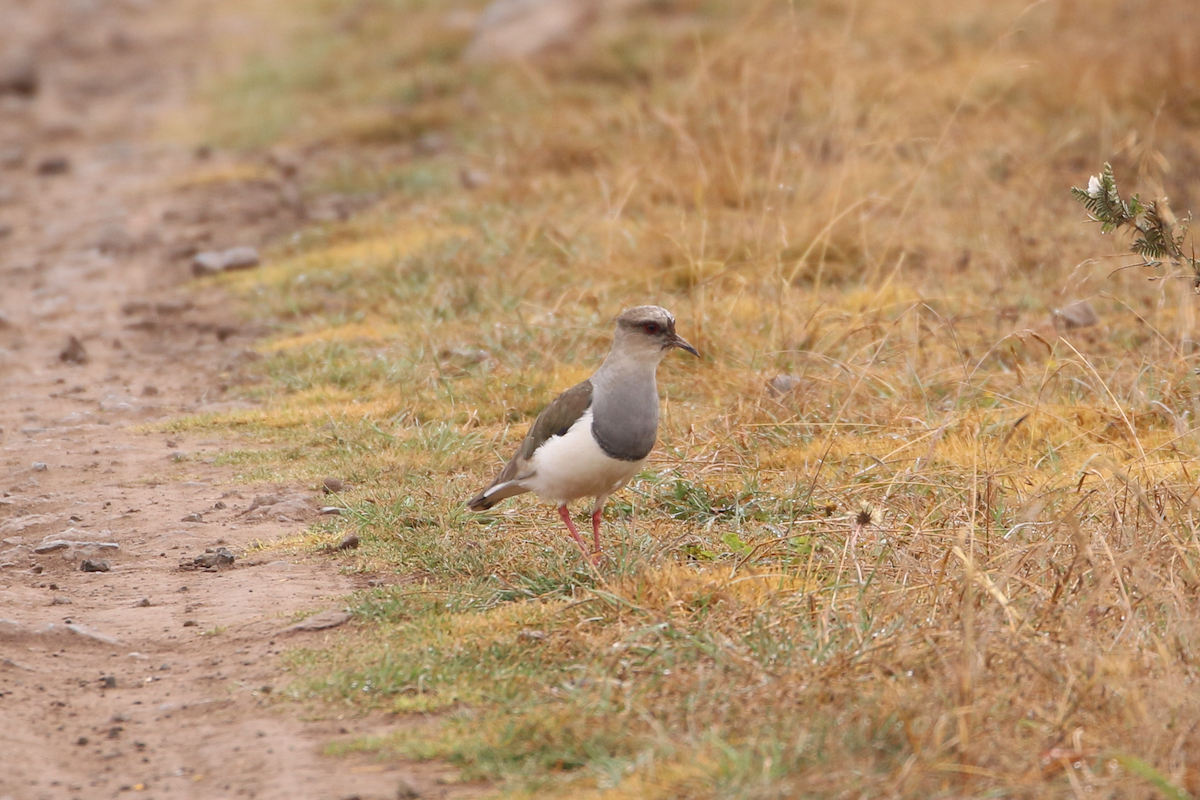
xmin=671 ymin=334 xmax=700 ymax=357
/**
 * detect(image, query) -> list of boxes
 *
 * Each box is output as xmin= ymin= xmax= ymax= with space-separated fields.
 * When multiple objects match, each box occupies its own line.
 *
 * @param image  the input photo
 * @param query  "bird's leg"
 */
xmin=558 ymin=505 xmax=593 ymax=561
xmin=590 ymin=507 xmax=603 ymax=556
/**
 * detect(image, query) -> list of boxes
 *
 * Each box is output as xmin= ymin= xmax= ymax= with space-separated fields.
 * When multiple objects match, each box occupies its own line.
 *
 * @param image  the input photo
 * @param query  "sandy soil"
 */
xmin=0 ymin=2 xmax=475 ymax=798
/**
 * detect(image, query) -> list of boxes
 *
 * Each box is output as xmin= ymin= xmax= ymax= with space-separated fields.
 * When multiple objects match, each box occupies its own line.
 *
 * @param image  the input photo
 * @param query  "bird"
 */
xmin=468 ymin=305 xmax=699 ymax=563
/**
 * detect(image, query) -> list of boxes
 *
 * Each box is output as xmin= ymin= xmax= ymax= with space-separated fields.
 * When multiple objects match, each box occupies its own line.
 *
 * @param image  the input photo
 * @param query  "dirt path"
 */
xmin=0 ymin=3 xmax=469 ymax=798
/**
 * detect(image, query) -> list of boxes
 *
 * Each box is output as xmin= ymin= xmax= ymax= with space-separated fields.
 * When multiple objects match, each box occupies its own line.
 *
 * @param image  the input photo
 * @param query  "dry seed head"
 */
xmin=854 ymin=504 xmax=883 ymax=527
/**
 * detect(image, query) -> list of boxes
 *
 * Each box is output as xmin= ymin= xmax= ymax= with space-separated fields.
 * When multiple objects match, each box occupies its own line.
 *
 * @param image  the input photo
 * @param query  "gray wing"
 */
xmin=467 ymin=380 xmax=594 ymax=510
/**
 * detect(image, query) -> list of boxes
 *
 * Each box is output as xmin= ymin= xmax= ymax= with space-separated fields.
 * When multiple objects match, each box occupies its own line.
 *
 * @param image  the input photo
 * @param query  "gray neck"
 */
xmin=589 ymin=348 xmax=663 ymax=462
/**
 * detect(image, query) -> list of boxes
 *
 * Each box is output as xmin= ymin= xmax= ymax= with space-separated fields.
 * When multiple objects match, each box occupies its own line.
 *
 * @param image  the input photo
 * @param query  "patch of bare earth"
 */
xmin=0 ymin=2 xmax=473 ymax=798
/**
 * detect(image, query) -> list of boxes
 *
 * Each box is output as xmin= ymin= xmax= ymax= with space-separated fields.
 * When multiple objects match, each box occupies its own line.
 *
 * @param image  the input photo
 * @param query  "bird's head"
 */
xmin=613 ymin=305 xmax=699 ymax=360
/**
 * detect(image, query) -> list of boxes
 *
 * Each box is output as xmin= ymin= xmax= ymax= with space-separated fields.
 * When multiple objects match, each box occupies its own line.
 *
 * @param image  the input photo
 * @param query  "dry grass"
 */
xmin=176 ymin=0 xmax=1200 ymax=796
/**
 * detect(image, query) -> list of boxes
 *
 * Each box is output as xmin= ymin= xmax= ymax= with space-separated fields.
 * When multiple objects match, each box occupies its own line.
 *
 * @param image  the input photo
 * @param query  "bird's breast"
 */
xmin=590 ymin=383 xmax=658 ymax=462
xmin=527 ymin=410 xmax=644 ymax=504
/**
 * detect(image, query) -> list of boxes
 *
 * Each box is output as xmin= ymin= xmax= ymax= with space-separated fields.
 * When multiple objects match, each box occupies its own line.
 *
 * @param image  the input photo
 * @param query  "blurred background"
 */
xmin=5 ymin=0 xmax=1200 ymax=797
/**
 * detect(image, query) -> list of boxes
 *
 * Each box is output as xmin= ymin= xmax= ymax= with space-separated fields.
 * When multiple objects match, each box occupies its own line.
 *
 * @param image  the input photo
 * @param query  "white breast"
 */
xmin=526 ymin=409 xmax=646 ymax=507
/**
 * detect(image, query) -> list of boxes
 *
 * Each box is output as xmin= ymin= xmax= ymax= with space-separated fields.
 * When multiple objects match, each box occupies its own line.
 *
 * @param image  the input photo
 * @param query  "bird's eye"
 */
xmin=643 ymin=322 xmax=660 ymax=334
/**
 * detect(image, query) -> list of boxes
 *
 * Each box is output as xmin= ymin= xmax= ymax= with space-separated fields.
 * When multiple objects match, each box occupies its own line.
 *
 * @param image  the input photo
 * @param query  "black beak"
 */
xmin=671 ymin=334 xmax=700 ymax=357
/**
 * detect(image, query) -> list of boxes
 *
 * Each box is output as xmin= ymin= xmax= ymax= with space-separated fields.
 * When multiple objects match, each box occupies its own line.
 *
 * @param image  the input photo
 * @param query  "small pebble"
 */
xmin=459 ymin=167 xmax=490 ymax=189
xmin=0 ymin=57 xmax=37 ymax=97
xmin=181 ymin=512 xmax=203 ymax=523
xmin=36 ymin=155 xmax=70 ymax=175
xmin=60 ymin=335 xmax=88 ymax=364
xmin=767 ymin=374 xmax=801 ymax=396
xmin=285 ymin=608 xmax=352 ymax=632
xmin=31 ymin=462 xmax=46 ymax=471
xmin=1054 ymin=299 xmax=1099 ymax=330
xmin=191 ymin=250 xmax=225 ymax=275
xmin=396 ymin=777 xmax=422 ymax=799
xmin=134 ymin=598 xmax=151 ymax=607
xmin=189 ymin=546 xmax=234 ymax=569
xmin=80 ymin=558 xmax=111 ymax=573
xmin=191 ymin=246 xmax=260 ymax=276
xmin=221 ymin=245 xmax=260 ymax=271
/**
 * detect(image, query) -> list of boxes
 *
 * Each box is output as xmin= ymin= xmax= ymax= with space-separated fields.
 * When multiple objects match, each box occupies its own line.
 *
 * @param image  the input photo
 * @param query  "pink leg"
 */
xmin=591 ymin=507 xmax=603 ymax=556
xmin=558 ymin=506 xmax=594 ymax=561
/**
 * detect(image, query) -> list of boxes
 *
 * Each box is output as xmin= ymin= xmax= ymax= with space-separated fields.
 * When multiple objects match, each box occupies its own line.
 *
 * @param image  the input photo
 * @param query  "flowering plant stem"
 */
xmin=1072 ymin=163 xmax=1199 ymax=284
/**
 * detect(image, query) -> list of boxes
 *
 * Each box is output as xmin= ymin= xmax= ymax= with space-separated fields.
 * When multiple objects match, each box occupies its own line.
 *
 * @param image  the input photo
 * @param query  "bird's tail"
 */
xmin=467 ymin=480 xmax=529 ymax=511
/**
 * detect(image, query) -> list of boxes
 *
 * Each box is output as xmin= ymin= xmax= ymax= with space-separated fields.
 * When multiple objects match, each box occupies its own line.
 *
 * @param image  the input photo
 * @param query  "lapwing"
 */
xmin=468 ymin=306 xmax=699 ymax=562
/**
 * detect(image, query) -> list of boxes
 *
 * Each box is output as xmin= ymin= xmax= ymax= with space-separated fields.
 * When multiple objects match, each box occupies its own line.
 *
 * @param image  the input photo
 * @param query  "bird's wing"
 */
xmin=511 ymin=379 xmax=594 ymax=466
xmin=467 ymin=380 xmax=594 ymax=510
